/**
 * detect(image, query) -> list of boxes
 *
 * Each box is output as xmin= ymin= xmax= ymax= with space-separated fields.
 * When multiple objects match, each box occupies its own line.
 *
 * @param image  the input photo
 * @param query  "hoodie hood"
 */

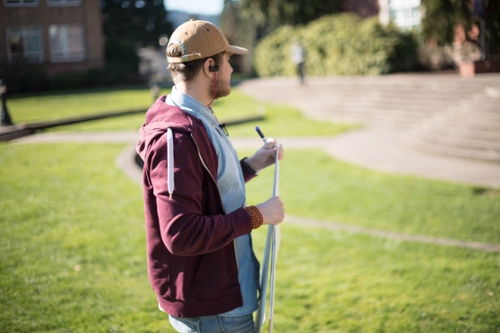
xmin=136 ymin=96 xmax=191 ymax=162
xmin=136 ymin=96 xmax=196 ymax=199
xmin=136 ymin=95 xmax=220 ymax=199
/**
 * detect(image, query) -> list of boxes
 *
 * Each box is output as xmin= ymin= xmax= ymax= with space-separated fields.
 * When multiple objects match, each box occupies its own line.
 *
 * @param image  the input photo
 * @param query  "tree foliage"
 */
xmin=484 ymin=1 xmax=500 ymax=54
xmin=420 ymin=0 xmax=500 ymax=54
xmin=254 ymin=14 xmax=420 ymax=77
xmin=420 ymin=0 xmax=470 ymax=45
xmin=220 ymin=0 xmax=257 ymax=74
xmin=101 ymin=0 xmax=173 ymax=73
xmin=240 ymin=0 xmax=340 ymax=29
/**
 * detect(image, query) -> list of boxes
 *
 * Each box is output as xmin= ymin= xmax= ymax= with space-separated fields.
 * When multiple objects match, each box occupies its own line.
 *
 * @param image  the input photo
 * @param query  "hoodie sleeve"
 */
xmin=240 ymin=159 xmax=257 ymax=183
xmin=147 ymin=130 xmax=252 ymax=257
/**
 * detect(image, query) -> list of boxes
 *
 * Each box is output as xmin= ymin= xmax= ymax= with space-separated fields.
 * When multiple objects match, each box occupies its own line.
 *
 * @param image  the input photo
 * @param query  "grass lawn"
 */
xmin=5 ymin=86 xmax=356 ymax=136
xmin=243 ymin=150 xmax=500 ymax=244
xmin=6 ymin=86 xmax=153 ymax=124
xmin=1 ymin=87 xmax=499 ymax=332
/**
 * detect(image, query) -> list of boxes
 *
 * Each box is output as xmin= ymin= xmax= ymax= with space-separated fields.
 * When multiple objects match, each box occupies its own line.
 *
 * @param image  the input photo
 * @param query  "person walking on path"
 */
xmin=291 ymin=39 xmax=306 ymax=85
xmin=136 ymin=19 xmax=285 ymax=333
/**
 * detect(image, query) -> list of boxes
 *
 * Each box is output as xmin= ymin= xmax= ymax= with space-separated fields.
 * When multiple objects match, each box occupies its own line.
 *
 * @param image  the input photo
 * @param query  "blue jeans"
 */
xmin=169 ymin=314 xmax=255 ymax=333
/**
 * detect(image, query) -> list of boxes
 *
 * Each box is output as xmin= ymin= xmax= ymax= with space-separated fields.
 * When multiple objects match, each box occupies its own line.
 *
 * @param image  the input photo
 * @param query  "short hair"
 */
xmin=167 ymin=44 xmax=224 ymax=83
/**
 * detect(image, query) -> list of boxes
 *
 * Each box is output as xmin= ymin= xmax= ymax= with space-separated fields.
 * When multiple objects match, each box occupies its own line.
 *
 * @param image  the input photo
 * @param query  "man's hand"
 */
xmin=246 ymin=138 xmax=284 ymax=173
xmin=256 ymin=196 xmax=285 ymax=225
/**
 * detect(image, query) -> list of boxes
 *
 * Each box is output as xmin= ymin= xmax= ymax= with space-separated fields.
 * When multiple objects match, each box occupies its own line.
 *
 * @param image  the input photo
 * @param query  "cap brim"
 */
xmin=227 ymin=45 xmax=248 ymax=55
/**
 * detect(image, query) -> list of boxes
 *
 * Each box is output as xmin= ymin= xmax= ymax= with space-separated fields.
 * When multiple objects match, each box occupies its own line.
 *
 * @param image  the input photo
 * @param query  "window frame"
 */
xmin=3 ymin=0 xmax=39 ymax=7
xmin=46 ymin=0 xmax=81 ymax=7
xmin=48 ymin=23 xmax=86 ymax=63
xmin=6 ymin=25 xmax=44 ymax=63
xmin=388 ymin=0 xmax=421 ymax=30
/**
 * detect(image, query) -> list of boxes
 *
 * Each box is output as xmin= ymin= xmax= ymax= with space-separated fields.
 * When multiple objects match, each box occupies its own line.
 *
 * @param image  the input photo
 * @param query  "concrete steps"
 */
xmin=404 ymin=87 xmax=500 ymax=162
xmin=306 ymin=108 xmax=429 ymax=128
xmin=238 ymin=74 xmax=500 ymax=163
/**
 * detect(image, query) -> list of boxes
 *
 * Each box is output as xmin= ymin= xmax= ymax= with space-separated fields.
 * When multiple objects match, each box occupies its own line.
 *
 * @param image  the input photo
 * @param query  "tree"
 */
xmin=240 ymin=0 xmax=340 ymax=30
xmin=253 ymin=14 xmax=420 ymax=77
xmin=101 ymin=0 xmax=173 ymax=74
xmin=483 ymin=0 xmax=500 ymax=54
xmin=420 ymin=0 xmax=500 ymax=57
xmin=420 ymin=0 xmax=471 ymax=45
xmin=220 ymin=0 xmax=257 ymax=74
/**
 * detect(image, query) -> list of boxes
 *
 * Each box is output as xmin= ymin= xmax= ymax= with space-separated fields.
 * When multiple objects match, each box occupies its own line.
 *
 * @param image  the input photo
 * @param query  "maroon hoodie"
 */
xmin=136 ymin=96 xmax=255 ymax=318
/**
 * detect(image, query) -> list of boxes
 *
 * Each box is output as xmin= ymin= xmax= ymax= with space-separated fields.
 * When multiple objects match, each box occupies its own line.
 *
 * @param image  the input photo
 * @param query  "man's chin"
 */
xmin=216 ymin=87 xmax=231 ymax=99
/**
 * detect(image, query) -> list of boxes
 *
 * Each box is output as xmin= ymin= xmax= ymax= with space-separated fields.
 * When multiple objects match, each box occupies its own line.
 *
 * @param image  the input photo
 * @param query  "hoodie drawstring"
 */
xmin=167 ymin=128 xmax=175 ymax=199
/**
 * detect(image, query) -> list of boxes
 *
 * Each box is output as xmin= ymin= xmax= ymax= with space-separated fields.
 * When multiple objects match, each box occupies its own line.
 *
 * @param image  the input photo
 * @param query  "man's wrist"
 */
xmin=245 ymin=205 xmax=263 ymax=229
xmin=243 ymin=157 xmax=258 ymax=176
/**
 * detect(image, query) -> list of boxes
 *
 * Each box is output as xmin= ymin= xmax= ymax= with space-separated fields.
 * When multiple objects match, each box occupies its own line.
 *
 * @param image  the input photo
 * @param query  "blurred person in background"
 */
xmin=291 ymin=39 xmax=306 ymax=85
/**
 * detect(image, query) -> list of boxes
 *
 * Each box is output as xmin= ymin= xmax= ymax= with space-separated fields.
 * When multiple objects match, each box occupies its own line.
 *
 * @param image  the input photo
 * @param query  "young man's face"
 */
xmin=210 ymin=52 xmax=233 ymax=99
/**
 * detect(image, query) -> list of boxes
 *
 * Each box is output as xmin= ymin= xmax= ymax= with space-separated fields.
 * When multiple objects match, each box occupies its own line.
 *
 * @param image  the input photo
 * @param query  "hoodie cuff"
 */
xmin=242 ymin=157 xmax=258 ymax=176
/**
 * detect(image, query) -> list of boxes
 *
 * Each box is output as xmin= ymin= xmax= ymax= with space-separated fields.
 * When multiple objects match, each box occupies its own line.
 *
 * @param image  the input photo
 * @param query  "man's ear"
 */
xmin=203 ymin=58 xmax=218 ymax=75
xmin=203 ymin=58 xmax=215 ymax=77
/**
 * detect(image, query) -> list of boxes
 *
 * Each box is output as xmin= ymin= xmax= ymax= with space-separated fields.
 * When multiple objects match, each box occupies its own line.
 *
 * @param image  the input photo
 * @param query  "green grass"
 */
xmin=1 ymin=86 xmax=499 ymax=332
xmin=243 ymin=150 xmax=500 ymax=244
xmin=1 ymin=144 xmax=499 ymax=332
xmin=267 ymin=224 xmax=500 ymax=333
xmin=0 ymin=144 xmax=165 ymax=332
xmin=7 ymin=86 xmax=154 ymax=123
xmin=5 ymin=87 xmax=357 ymax=136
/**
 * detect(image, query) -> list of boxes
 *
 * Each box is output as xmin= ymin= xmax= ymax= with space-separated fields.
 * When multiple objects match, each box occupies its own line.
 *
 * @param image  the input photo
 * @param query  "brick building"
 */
xmin=0 ymin=0 xmax=105 ymax=76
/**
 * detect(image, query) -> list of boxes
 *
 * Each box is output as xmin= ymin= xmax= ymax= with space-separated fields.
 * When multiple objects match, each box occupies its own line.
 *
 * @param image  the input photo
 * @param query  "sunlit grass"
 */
xmin=6 ymin=86 xmax=357 ymax=136
xmin=0 ymin=143 xmax=166 ymax=332
xmin=7 ymin=86 xmax=154 ymax=123
xmin=1 ymin=85 xmax=499 ymax=332
xmin=0 ymin=144 xmax=499 ymax=332
xmin=243 ymin=149 xmax=500 ymax=244
xmin=260 ymin=224 xmax=500 ymax=333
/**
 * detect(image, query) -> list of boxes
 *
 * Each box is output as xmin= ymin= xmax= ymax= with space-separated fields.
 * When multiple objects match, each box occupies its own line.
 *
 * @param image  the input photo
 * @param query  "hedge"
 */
xmin=254 ymin=14 xmax=420 ymax=77
xmin=0 ymin=61 xmax=144 ymax=94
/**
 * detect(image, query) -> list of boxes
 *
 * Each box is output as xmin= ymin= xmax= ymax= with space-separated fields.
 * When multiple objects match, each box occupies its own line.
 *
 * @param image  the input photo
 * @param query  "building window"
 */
xmin=4 ymin=0 xmax=38 ymax=6
xmin=47 ymin=0 xmax=81 ymax=6
xmin=6 ymin=26 xmax=44 ymax=62
xmin=389 ymin=0 xmax=421 ymax=30
xmin=49 ymin=24 xmax=86 ymax=62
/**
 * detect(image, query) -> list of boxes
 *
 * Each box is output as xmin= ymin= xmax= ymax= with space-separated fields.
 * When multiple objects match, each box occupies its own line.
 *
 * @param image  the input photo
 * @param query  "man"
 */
xmin=291 ymin=39 xmax=306 ymax=85
xmin=136 ymin=19 xmax=285 ymax=333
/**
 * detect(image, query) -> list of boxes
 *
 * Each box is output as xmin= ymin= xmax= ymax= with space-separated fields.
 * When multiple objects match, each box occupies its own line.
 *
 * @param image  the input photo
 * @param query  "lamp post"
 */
xmin=1 ymin=79 xmax=14 ymax=126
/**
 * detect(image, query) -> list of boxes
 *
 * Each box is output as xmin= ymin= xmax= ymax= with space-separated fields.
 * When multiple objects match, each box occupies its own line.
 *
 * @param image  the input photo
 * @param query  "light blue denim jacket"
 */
xmin=166 ymin=87 xmax=259 ymax=316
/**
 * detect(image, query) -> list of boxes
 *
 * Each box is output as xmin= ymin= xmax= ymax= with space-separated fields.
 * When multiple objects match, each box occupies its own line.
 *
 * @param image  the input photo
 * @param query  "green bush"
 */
xmin=0 ymin=64 xmax=145 ymax=94
xmin=0 ymin=59 xmax=48 ymax=94
xmin=49 ymin=71 xmax=89 ymax=91
xmin=254 ymin=14 xmax=420 ymax=77
xmin=48 ymin=66 xmax=142 ymax=91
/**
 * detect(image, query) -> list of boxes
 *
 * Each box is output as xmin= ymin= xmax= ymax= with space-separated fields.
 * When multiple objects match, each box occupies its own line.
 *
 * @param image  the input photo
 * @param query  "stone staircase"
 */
xmin=238 ymin=73 xmax=500 ymax=163
xmin=403 ymin=87 xmax=500 ymax=162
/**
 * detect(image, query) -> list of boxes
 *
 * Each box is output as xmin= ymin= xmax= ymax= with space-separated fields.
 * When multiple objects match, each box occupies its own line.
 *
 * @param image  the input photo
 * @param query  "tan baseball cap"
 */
xmin=166 ymin=19 xmax=248 ymax=64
